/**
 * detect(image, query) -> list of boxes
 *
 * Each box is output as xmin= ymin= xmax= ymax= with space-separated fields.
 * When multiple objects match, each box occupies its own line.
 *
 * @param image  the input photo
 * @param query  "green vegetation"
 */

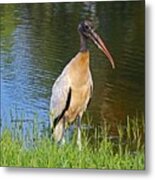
xmin=0 ymin=116 xmax=144 ymax=169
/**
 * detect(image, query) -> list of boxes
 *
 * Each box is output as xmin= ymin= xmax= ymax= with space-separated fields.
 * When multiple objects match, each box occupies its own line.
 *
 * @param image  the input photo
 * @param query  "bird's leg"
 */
xmin=60 ymin=116 xmax=66 ymax=145
xmin=77 ymin=115 xmax=82 ymax=150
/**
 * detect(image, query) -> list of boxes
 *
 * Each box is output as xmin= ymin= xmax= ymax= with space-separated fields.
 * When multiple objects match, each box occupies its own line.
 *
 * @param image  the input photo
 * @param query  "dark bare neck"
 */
xmin=79 ymin=34 xmax=88 ymax=52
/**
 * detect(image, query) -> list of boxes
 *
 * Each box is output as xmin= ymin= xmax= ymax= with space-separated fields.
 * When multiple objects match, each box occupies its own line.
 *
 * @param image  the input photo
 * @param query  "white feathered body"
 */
xmin=50 ymin=51 xmax=93 ymax=141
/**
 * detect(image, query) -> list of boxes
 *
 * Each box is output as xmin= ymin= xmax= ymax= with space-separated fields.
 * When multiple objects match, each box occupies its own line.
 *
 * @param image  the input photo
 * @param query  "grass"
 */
xmin=0 ymin=115 xmax=145 ymax=169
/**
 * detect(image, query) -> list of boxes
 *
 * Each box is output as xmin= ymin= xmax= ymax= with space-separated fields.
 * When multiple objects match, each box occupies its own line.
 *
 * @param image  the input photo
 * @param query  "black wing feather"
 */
xmin=52 ymin=87 xmax=72 ymax=129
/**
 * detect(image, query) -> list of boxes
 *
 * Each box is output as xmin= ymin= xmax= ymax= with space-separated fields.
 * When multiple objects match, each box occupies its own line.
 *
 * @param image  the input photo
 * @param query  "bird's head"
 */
xmin=78 ymin=20 xmax=115 ymax=69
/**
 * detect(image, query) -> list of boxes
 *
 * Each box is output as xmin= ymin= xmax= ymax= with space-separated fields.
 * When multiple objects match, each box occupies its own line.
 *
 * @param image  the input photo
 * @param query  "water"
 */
xmin=0 ymin=1 xmax=145 ymax=136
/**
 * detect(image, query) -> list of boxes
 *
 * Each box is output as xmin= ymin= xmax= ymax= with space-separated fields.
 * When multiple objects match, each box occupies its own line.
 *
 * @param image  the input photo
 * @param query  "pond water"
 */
xmin=1 ymin=1 xmax=144 ymax=137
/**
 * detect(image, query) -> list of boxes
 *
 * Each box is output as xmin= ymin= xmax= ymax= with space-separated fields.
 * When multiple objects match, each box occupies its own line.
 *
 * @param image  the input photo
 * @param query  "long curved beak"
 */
xmin=89 ymin=30 xmax=115 ymax=69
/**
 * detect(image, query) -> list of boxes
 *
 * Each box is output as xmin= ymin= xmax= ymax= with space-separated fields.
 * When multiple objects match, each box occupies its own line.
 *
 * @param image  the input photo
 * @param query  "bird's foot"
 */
xmin=57 ymin=137 xmax=66 ymax=147
xmin=77 ymin=140 xmax=82 ymax=151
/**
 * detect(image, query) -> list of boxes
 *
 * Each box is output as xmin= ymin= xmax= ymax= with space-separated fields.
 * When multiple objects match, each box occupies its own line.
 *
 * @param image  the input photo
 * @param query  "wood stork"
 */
xmin=50 ymin=20 xmax=115 ymax=149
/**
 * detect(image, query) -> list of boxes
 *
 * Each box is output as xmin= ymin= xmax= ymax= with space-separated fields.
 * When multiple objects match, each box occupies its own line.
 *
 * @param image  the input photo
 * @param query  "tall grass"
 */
xmin=0 ymin=115 xmax=145 ymax=169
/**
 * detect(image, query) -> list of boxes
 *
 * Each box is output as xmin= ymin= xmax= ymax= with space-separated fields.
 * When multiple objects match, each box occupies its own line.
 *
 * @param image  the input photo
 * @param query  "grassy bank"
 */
xmin=0 ymin=116 xmax=145 ymax=169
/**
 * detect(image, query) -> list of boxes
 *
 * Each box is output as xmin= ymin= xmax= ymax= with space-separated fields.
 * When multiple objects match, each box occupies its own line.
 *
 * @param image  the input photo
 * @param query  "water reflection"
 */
xmin=1 ymin=1 xmax=144 ymax=135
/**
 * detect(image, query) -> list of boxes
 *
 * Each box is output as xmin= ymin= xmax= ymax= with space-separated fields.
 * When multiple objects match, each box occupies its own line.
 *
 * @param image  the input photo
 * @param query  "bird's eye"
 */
xmin=85 ymin=25 xmax=89 ymax=30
